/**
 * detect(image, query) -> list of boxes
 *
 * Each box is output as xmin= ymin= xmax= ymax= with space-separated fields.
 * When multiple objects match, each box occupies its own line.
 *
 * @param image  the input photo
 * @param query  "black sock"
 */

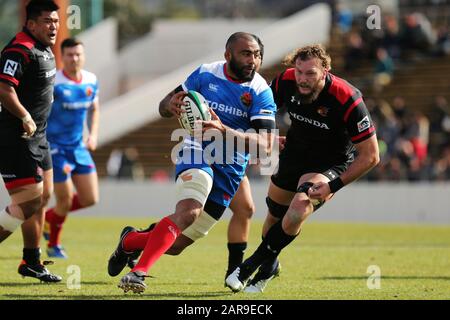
xmin=227 ymin=242 xmax=247 ymax=275
xmin=258 ymin=235 xmax=280 ymax=276
xmin=242 ymin=221 xmax=297 ymax=276
xmin=23 ymin=248 xmax=41 ymax=265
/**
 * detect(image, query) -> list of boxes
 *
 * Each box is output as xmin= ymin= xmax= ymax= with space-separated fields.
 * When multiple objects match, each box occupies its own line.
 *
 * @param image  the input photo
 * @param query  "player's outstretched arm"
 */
xmin=339 ymin=135 xmax=380 ymax=185
xmin=0 ymin=82 xmax=36 ymax=137
xmin=309 ymin=135 xmax=380 ymax=201
xmin=159 ymin=90 xmax=186 ymax=118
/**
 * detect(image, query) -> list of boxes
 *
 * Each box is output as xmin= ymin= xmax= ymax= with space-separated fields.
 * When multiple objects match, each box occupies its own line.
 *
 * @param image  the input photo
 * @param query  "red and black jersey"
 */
xmin=270 ymin=69 xmax=376 ymax=166
xmin=0 ymin=28 xmax=56 ymax=145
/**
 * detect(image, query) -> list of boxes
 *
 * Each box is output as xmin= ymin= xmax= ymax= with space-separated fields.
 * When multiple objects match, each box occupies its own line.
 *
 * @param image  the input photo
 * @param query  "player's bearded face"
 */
xmin=295 ymin=58 xmax=326 ymax=100
xmin=229 ymin=54 xmax=257 ymax=81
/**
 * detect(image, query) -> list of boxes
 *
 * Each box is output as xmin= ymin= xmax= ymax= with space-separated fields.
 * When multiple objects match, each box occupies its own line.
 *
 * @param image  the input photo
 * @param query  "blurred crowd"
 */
xmin=335 ymin=8 xmax=450 ymax=181
xmin=339 ymin=10 xmax=449 ymax=91
xmin=365 ymin=95 xmax=450 ymax=181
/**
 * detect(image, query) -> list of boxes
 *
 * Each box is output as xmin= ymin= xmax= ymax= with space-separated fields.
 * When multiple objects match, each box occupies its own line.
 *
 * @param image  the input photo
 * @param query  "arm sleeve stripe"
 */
xmin=250 ymin=115 xmax=276 ymax=121
xmin=3 ymin=48 xmax=30 ymax=64
xmin=351 ymin=127 xmax=375 ymax=142
xmin=343 ymin=97 xmax=363 ymax=122
xmin=0 ymin=74 xmax=19 ymax=86
xmin=181 ymin=83 xmax=188 ymax=92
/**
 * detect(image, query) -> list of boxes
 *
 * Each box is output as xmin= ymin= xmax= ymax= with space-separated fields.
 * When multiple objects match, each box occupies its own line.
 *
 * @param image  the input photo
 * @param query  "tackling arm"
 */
xmin=337 ymin=135 xmax=380 ymax=186
xmin=309 ymin=135 xmax=380 ymax=200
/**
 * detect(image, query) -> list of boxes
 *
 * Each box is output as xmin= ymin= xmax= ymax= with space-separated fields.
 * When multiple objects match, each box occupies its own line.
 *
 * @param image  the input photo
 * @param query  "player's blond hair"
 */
xmin=283 ymin=44 xmax=332 ymax=71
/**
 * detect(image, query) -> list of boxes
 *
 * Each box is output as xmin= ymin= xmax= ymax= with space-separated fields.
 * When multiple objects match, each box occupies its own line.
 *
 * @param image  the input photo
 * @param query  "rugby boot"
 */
xmin=18 ymin=260 xmax=62 ymax=283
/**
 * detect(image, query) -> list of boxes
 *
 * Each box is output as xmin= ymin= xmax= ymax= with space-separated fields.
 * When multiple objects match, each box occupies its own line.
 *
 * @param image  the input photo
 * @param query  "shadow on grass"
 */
xmin=2 ymin=291 xmax=233 ymax=300
xmin=320 ymin=276 xmax=450 ymax=281
xmin=0 ymin=281 xmax=110 ymax=287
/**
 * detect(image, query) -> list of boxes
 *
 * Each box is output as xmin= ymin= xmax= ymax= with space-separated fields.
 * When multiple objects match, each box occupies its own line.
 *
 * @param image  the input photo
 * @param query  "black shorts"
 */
xmin=0 ymin=137 xmax=52 ymax=189
xmin=271 ymin=149 xmax=351 ymax=192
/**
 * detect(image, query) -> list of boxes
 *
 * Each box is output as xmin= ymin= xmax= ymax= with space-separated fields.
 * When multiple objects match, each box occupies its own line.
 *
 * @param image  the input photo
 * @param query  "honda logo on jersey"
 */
xmin=289 ymin=112 xmax=330 ymax=130
xmin=3 ymin=59 xmax=18 ymax=77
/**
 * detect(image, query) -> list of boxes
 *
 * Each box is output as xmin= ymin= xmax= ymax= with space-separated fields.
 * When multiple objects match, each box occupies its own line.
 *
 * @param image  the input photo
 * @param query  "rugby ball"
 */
xmin=179 ymin=90 xmax=212 ymax=135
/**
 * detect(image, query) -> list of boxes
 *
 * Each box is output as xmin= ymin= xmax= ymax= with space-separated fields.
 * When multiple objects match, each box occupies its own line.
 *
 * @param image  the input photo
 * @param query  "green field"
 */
xmin=0 ymin=217 xmax=449 ymax=300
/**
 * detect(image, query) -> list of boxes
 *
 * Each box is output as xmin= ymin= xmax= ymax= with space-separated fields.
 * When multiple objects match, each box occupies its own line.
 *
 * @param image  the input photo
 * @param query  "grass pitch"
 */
xmin=0 ymin=217 xmax=449 ymax=300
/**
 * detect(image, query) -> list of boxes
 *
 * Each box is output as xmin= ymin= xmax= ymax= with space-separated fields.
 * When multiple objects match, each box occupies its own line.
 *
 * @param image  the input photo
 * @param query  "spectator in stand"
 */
xmin=432 ymin=146 xmax=450 ymax=181
xmin=385 ymin=156 xmax=408 ymax=181
xmin=400 ymin=13 xmax=434 ymax=55
xmin=376 ymin=100 xmax=402 ymax=159
xmin=373 ymin=47 xmax=394 ymax=93
xmin=433 ymin=25 xmax=450 ymax=56
xmin=344 ymin=30 xmax=365 ymax=71
xmin=150 ymin=169 xmax=170 ymax=182
xmin=429 ymin=96 xmax=450 ymax=157
xmin=106 ymin=147 xmax=145 ymax=181
xmin=406 ymin=111 xmax=430 ymax=166
xmin=391 ymin=96 xmax=411 ymax=134
xmin=381 ymin=14 xmax=402 ymax=60
xmin=335 ymin=2 xmax=353 ymax=34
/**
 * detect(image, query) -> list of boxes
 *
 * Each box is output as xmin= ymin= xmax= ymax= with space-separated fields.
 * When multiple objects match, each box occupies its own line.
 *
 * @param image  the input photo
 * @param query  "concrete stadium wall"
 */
xmin=119 ymin=19 xmax=275 ymax=81
xmin=1 ymin=181 xmax=449 ymax=224
xmin=78 ymin=18 xmax=120 ymax=102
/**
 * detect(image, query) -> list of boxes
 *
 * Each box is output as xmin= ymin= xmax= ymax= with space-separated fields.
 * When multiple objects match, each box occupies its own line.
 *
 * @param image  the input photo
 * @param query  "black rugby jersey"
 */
xmin=271 ymin=69 xmax=376 ymax=165
xmin=0 ymin=28 xmax=56 ymax=144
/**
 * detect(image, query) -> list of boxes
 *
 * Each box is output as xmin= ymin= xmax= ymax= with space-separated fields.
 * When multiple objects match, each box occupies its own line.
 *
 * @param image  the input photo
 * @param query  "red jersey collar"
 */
xmin=62 ymin=70 xmax=82 ymax=84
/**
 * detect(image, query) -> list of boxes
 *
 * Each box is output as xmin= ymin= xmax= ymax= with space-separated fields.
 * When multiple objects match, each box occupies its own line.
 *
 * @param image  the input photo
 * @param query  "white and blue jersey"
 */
xmin=47 ymin=70 xmax=98 ymax=182
xmin=176 ymin=61 xmax=276 ymax=208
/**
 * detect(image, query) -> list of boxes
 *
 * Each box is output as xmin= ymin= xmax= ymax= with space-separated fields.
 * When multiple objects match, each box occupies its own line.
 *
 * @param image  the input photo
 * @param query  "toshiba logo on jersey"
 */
xmin=208 ymin=100 xmax=248 ymax=118
xmin=289 ymin=112 xmax=330 ymax=130
xmin=63 ymin=101 xmax=92 ymax=110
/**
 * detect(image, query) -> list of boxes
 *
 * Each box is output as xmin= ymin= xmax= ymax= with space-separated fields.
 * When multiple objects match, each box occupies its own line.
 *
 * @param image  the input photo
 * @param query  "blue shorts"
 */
xmin=175 ymin=143 xmax=245 ymax=208
xmin=51 ymin=144 xmax=96 ymax=183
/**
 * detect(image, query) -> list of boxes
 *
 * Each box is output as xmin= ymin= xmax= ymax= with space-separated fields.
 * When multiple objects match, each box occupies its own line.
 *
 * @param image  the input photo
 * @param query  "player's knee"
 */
xmin=57 ymin=195 xmax=72 ymax=212
xmin=21 ymin=197 xmax=43 ymax=218
xmin=233 ymin=202 xmax=255 ymax=220
xmin=9 ymin=183 xmax=44 ymax=218
xmin=41 ymin=192 xmax=51 ymax=208
xmin=182 ymin=209 xmax=200 ymax=227
xmin=288 ymin=198 xmax=310 ymax=221
xmin=174 ymin=205 xmax=202 ymax=229
xmin=79 ymin=195 xmax=98 ymax=208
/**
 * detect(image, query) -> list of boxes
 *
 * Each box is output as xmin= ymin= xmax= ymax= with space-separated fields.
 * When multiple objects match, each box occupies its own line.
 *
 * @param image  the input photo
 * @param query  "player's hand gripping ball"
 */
xmin=178 ymin=90 xmax=212 ymax=135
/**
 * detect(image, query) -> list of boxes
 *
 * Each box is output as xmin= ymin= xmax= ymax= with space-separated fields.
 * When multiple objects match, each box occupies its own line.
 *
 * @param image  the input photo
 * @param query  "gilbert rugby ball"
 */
xmin=179 ymin=90 xmax=212 ymax=135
